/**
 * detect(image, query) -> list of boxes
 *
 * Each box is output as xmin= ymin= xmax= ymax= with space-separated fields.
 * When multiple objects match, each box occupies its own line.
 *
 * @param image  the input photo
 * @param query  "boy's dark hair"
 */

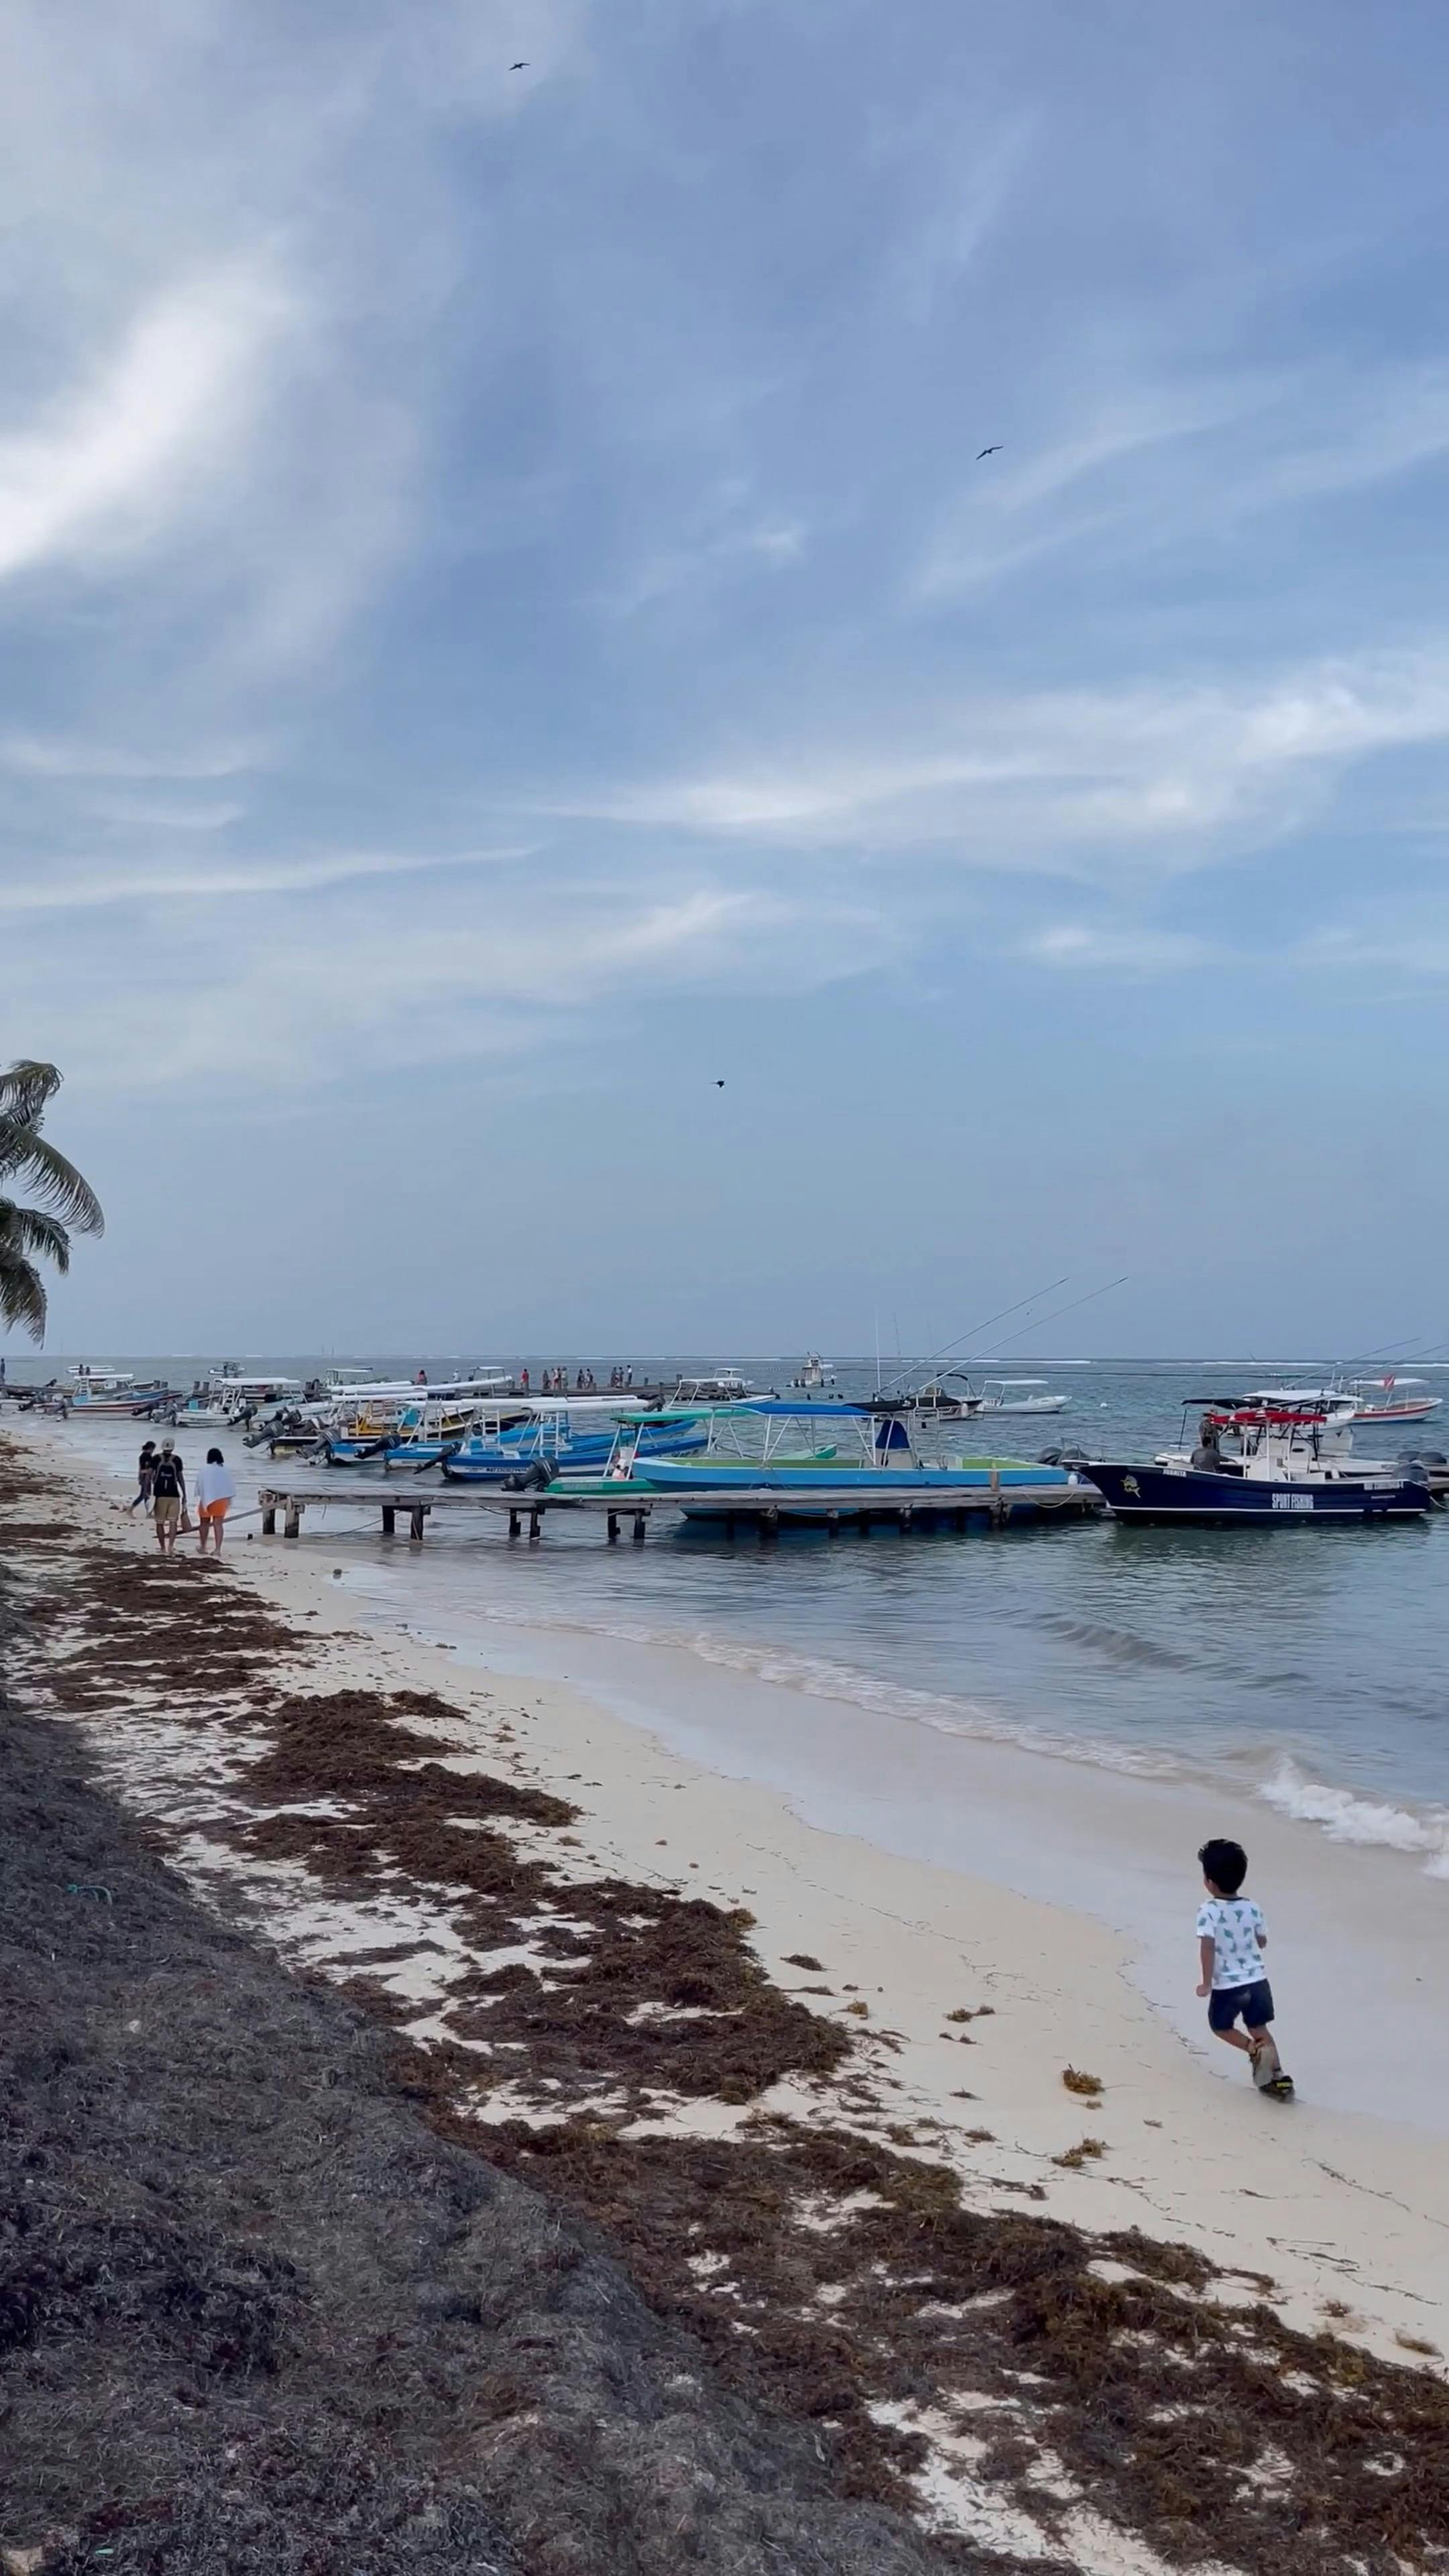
xmin=206 ymin=1446 xmax=224 ymax=1464
xmin=1199 ymin=1837 xmax=1247 ymax=1894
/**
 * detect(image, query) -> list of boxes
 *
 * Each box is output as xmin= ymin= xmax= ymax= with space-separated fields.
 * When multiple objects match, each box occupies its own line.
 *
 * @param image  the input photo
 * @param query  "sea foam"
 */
xmin=1256 ymin=1759 xmax=1449 ymax=1874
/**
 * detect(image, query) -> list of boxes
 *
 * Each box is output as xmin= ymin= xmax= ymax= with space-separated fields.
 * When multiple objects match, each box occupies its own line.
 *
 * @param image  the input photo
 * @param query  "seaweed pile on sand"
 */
xmin=5 ymin=1434 xmax=1449 ymax=2575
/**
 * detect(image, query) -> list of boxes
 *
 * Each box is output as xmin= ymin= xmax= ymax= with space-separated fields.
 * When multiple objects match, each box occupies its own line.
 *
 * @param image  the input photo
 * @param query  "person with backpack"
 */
xmin=150 ymin=1441 xmax=186 ymax=1555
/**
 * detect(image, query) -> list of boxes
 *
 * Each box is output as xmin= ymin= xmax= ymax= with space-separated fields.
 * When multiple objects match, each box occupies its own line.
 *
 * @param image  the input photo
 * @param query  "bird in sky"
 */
xmin=715 ymin=1079 xmax=725 ymax=1089
xmin=511 ymin=60 xmax=529 ymax=70
xmin=976 ymin=444 xmax=1003 ymax=460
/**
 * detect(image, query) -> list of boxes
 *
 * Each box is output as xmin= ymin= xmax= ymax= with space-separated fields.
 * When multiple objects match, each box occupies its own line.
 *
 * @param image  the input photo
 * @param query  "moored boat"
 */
xmin=631 ymin=1401 xmax=1079 ymax=1500
xmin=1087 ymin=1396 xmax=1434 ymax=1523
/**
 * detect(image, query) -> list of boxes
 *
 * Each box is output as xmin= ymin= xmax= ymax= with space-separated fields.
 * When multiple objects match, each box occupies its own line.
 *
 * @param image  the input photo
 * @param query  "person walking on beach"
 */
xmin=129 ymin=1438 xmax=158 ymax=1513
xmin=196 ymin=1446 xmax=235 ymax=1556
xmin=150 ymin=1440 xmax=186 ymax=1556
xmin=1195 ymin=1837 xmax=1293 ymax=2098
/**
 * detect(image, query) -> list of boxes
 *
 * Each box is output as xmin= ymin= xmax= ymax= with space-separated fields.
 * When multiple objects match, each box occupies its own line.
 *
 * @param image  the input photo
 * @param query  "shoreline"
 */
xmin=17 ymin=1421 xmax=1449 ymax=2353
xmin=7 ymin=1420 xmax=1449 ymax=2571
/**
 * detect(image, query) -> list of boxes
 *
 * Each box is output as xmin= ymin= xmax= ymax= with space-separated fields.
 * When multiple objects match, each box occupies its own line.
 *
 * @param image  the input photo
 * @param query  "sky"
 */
xmin=6 ymin=0 xmax=1449 ymax=1360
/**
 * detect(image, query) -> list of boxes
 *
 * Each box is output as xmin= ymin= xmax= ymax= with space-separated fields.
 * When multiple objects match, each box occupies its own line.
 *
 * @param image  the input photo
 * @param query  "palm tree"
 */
xmin=0 ymin=1061 xmax=104 ymax=1340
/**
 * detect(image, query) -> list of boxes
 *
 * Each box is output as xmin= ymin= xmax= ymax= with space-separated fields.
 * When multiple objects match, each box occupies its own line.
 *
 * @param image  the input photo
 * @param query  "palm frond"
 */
xmin=0 ymin=1241 xmax=48 ymax=1338
xmin=0 ymin=1061 xmax=62 ymax=1124
xmin=0 ymin=1200 xmax=71 ymax=1273
xmin=0 ymin=1125 xmax=104 ymax=1232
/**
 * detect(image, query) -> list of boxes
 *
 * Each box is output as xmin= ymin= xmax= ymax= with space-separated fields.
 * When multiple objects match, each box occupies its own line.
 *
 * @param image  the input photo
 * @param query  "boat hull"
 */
xmin=1084 ymin=1462 xmax=1432 ymax=1522
xmin=441 ymin=1425 xmax=707 ymax=1485
xmin=635 ymin=1458 xmax=1071 ymax=1493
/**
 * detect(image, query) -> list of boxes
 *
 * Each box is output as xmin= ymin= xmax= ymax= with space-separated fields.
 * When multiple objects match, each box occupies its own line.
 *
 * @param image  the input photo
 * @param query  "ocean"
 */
xmin=19 ymin=1353 xmax=1449 ymax=1879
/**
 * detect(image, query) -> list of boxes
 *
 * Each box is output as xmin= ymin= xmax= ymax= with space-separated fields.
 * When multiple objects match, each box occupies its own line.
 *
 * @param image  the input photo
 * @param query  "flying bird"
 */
xmin=715 ymin=1079 xmax=725 ymax=1088
xmin=511 ymin=60 xmax=529 ymax=70
xmin=976 ymin=444 xmax=1002 ymax=460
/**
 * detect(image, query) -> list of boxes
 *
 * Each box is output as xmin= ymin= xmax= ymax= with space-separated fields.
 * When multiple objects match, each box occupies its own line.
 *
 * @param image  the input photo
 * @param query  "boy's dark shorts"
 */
xmin=1208 ymin=1978 xmax=1275 ymax=2033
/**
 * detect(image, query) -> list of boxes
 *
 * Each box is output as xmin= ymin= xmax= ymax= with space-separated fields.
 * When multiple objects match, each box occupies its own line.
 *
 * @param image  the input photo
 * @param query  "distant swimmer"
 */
xmin=976 ymin=444 xmax=1003 ymax=460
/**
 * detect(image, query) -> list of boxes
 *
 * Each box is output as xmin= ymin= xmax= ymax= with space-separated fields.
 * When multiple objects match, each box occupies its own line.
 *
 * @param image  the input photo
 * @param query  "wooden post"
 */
xmin=283 ymin=1503 xmax=302 ymax=1540
xmin=607 ymin=1511 xmax=620 ymax=1544
xmin=528 ymin=1508 xmax=542 ymax=1542
xmin=409 ymin=1505 xmax=427 ymax=1542
xmin=859 ymin=1511 xmax=871 ymax=1538
xmin=381 ymin=1504 xmax=396 ymax=1538
xmin=955 ymin=1507 xmax=967 ymax=1533
xmin=260 ymin=1497 xmax=276 ymax=1536
xmin=632 ymin=1512 xmax=647 ymax=1544
xmin=508 ymin=1509 xmax=521 ymax=1540
xmin=902 ymin=1505 xmax=914 ymax=1533
xmin=826 ymin=1509 xmax=839 ymax=1538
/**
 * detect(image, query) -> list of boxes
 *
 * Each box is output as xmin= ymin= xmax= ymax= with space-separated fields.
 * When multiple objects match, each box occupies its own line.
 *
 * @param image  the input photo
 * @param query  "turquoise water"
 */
xmin=22 ymin=1354 xmax=1449 ymax=1868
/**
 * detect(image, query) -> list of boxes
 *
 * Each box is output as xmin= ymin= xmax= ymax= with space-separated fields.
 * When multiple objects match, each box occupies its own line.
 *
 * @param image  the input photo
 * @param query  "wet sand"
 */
xmin=18 ymin=1416 xmax=1448 ymax=2373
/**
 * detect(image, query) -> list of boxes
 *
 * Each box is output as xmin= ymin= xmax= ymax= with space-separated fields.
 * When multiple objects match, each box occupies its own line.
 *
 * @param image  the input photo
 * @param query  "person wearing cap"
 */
xmin=150 ymin=1440 xmax=186 ymax=1554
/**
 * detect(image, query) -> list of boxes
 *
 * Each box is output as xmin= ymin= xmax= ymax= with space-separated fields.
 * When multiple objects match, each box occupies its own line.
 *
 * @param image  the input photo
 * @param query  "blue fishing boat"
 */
xmin=1083 ymin=1397 xmax=1434 ymax=1524
xmin=441 ymin=1405 xmax=708 ymax=1484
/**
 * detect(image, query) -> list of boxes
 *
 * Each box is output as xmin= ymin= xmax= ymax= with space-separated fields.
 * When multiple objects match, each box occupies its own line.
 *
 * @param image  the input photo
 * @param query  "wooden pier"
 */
xmin=256 ymin=1478 xmax=1098 ymax=1546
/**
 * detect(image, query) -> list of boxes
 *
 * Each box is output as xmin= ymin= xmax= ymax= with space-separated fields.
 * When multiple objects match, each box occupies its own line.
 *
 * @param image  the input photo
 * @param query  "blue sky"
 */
xmin=6 ymin=0 xmax=1449 ymax=1357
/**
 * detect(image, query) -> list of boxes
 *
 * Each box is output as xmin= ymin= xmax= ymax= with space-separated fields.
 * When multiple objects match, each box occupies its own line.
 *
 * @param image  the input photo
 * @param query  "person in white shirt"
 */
xmin=196 ymin=1446 xmax=236 ymax=1556
xmin=1195 ymin=1837 xmax=1293 ymax=2098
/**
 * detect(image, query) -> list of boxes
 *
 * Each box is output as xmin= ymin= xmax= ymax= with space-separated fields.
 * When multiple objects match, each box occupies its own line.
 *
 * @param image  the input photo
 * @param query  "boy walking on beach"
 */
xmin=1195 ymin=1838 xmax=1293 ymax=2099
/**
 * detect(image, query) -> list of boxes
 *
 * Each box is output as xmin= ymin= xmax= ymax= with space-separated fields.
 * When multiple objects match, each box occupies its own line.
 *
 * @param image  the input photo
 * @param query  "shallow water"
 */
xmin=25 ymin=1354 xmax=1449 ymax=1876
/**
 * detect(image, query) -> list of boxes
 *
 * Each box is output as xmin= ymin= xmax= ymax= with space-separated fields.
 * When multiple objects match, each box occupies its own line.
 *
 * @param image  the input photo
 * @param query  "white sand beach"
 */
xmin=15 ymin=1414 xmax=1448 ymax=2406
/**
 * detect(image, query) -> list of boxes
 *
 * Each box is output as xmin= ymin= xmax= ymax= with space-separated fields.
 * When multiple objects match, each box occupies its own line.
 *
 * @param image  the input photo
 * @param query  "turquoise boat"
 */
xmin=629 ymin=1401 xmax=1073 ymax=1494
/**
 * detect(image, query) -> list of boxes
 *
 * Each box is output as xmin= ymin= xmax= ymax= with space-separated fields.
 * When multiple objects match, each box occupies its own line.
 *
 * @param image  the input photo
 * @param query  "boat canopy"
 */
xmin=737 ymin=1399 xmax=871 ymax=1417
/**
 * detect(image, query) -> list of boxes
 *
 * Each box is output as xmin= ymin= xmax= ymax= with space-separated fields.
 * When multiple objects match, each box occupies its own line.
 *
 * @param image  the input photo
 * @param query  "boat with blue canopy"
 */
xmin=441 ymin=1401 xmax=708 ymax=1483
xmin=629 ymin=1399 xmax=1075 ymax=1496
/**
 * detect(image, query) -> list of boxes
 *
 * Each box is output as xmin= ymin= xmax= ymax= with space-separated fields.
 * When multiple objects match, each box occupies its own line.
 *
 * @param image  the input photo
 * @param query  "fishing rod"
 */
xmin=964 ymin=1274 xmax=1131 ymax=1360
xmin=882 ymin=1277 xmax=1071 ymax=1395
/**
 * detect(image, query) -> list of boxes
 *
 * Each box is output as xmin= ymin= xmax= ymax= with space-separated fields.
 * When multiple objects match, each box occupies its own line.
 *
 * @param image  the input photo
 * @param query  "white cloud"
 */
xmin=557 ymin=650 xmax=1449 ymax=882
xmin=0 ymin=266 xmax=290 ymax=583
xmin=3 ymin=876 xmax=890 ymax=1091
xmin=0 ymin=845 xmax=535 ymax=915
xmin=916 ymin=360 xmax=1449 ymax=602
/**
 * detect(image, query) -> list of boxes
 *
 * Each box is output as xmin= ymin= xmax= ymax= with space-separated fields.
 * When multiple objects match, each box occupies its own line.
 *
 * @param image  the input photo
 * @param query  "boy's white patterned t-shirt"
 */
xmin=1196 ymin=1896 xmax=1266 ymax=1989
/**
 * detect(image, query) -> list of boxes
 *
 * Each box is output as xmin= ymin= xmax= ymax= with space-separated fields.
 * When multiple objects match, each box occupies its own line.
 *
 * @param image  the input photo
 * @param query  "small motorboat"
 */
xmin=1344 ymin=1375 xmax=1442 ymax=1426
xmin=969 ymin=1377 xmax=1069 ymax=1417
xmin=788 ymin=1354 xmax=839 ymax=1394
xmin=1087 ymin=1396 xmax=1434 ymax=1523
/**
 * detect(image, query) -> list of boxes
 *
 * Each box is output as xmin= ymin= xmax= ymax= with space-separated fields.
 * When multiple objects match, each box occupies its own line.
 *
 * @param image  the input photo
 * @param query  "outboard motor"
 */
xmin=502 ymin=1461 xmax=555 ymax=1493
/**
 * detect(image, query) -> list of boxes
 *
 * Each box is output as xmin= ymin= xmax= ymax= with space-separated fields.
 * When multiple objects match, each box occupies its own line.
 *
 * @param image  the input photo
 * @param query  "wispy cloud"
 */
xmin=0 ymin=266 xmax=290 ymax=586
xmin=556 ymin=651 xmax=1449 ymax=881
xmin=0 ymin=846 xmax=536 ymax=916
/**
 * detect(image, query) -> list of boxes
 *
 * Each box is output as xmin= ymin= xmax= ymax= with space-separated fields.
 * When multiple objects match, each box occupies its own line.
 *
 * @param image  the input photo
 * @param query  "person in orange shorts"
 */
xmin=196 ymin=1445 xmax=236 ymax=1555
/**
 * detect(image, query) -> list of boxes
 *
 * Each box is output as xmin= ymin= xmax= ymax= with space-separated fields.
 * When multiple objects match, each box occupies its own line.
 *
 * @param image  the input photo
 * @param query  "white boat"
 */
xmin=670 ymin=1369 xmax=757 ymax=1401
xmin=969 ymin=1377 xmax=1069 ymax=1417
xmin=63 ymin=1365 xmax=172 ymax=1416
xmin=1240 ymin=1379 xmax=1440 ymax=1432
xmin=788 ymin=1354 xmax=838 ymax=1394
xmin=1344 ymin=1375 xmax=1441 ymax=1426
